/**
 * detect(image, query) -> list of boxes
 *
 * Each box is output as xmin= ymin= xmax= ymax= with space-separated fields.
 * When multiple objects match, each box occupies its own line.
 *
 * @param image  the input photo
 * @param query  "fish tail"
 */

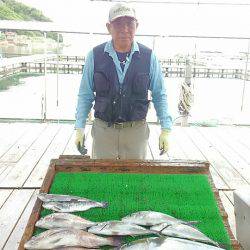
xmin=202 ymin=240 xmax=227 ymax=249
xmin=100 ymin=201 xmax=109 ymax=208
xmin=214 ymin=241 xmax=228 ymax=249
xmin=108 ymin=236 xmax=123 ymax=247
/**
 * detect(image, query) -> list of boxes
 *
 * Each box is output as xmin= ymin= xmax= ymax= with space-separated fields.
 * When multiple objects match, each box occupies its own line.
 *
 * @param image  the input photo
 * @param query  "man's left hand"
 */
xmin=159 ymin=129 xmax=170 ymax=154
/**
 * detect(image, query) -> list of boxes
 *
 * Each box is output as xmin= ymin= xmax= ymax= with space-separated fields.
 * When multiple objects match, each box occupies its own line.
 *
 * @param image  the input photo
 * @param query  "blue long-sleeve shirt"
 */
xmin=75 ymin=40 xmax=172 ymax=130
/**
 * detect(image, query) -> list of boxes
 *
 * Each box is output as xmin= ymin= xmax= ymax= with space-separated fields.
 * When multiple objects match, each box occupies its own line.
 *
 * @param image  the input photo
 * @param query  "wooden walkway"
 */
xmin=1 ymin=54 xmax=250 ymax=80
xmin=1 ymin=122 xmax=250 ymax=249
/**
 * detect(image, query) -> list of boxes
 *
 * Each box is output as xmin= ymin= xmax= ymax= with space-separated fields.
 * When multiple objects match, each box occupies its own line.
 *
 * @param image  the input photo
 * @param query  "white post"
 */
xmin=240 ymin=39 xmax=250 ymax=111
xmin=56 ymin=33 xmax=60 ymax=108
xmin=42 ymin=32 xmax=47 ymax=121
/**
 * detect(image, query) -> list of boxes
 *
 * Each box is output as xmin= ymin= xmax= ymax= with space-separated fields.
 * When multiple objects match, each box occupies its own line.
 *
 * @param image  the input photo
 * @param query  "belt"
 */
xmin=96 ymin=118 xmax=146 ymax=129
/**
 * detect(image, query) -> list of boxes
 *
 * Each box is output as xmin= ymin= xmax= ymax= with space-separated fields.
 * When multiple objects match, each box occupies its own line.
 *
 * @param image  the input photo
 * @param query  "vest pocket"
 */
xmin=130 ymin=99 xmax=150 ymax=120
xmin=94 ymin=97 xmax=113 ymax=121
xmin=93 ymin=71 xmax=110 ymax=96
xmin=133 ymin=73 xmax=150 ymax=97
xmin=94 ymin=97 xmax=109 ymax=113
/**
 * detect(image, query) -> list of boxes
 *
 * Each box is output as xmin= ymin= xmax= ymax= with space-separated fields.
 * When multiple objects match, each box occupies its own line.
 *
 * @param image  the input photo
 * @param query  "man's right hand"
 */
xmin=75 ymin=128 xmax=85 ymax=148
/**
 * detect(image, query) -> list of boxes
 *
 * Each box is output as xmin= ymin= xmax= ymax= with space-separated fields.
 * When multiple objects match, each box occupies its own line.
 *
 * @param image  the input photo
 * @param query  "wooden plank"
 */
xmin=224 ymin=191 xmax=234 ymax=205
xmin=178 ymin=127 xmax=229 ymax=190
xmin=3 ymin=190 xmax=38 ymax=250
xmin=0 ymin=162 xmax=11 ymax=176
xmin=175 ymin=126 xmax=205 ymax=160
xmin=0 ymin=124 xmax=61 ymax=188
xmin=0 ymin=189 xmax=34 ymax=249
xmin=0 ymin=123 xmax=47 ymax=163
xmin=24 ymin=124 xmax=73 ymax=187
xmin=167 ymin=127 xmax=188 ymax=160
xmin=0 ymin=189 xmax=13 ymax=208
xmin=214 ymin=126 xmax=250 ymax=164
xmin=0 ymin=163 xmax=16 ymax=183
xmin=180 ymin=127 xmax=229 ymax=190
xmin=219 ymin=191 xmax=236 ymax=238
xmin=197 ymin=127 xmax=250 ymax=185
xmin=185 ymin=127 xmax=248 ymax=189
xmin=54 ymin=159 xmax=210 ymax=174
xmin=0 ymin=123 xmax=28 ymax=159
xmin=209 ymin=166 xmax=230 ymax=191
xmin=225 ymin=126 xmax=250 ymax=151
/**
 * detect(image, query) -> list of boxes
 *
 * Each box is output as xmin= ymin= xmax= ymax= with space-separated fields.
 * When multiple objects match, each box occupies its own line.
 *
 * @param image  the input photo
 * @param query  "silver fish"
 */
xmin=88 ymin=220 xmax=156 ymax=236
xmin=37 ymin=193 xmax=98 ymax=203
xmin=35 ymin=213 xmax=98 ymax=230
xmin=122 ymin=211 xmax=196 ymax=226
xmin=42 ymin=200 xmax=108 ymax=213
xmin=151 ymin=223 xmax=219 ymax=246
xmin=120 ymin=236 xmax=225 ymax=250
xmin=53 ymin=248 xmax=97 ymax=250
xmin=24 ymin=228 xmax=120 ymax=249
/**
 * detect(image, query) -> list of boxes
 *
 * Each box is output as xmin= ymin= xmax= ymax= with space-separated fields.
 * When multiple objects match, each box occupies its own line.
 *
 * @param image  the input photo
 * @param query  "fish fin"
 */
xmin=185 ymin=220 xmax=200 ymax=225
xmin=100 ymin=201 xmax=109 ymax=208
xmin=108 ymin=236 xmax=123 ymax=247
xmin=53 ymin=205 xmax=62 ymax=212
xmin=151 ymin=228 xmax=168 ymax=236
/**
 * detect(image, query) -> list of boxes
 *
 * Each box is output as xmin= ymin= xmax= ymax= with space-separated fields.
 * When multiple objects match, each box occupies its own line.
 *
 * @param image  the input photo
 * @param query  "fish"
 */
xmin=88 ymin=220 xmax=157 ymax=236
xmin=120 ymin=236 xmax=225 ymax=249
xmin=24 ymin=228 xmax=121 ymax=249
xmin=121 ymin=211 xmax=197 ymax=226
xmin=35 ymin=212 xmax=98 ymax=230
xmin=42 ymin=200 xmax=108 ymax=213
xmin=37 ymin=193 xmax=100 ymax=203
xmin=151 ymin=222 xmax=219 ymax=246
xmin=52 ymin=248 xmax=98 ymax=250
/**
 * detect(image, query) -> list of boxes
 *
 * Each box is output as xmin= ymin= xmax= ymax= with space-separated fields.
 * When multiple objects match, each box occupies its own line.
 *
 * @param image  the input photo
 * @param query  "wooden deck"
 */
xmin=1 ymin=122 xmax=250 ymax=249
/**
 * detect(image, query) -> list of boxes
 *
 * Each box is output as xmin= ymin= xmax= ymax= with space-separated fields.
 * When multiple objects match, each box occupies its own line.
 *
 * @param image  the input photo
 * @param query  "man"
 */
xmin=75 ymin=3 xmax=172 ymax=159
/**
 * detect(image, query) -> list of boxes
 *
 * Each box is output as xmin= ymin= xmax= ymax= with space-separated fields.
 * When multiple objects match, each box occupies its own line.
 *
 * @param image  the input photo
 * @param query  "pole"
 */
xmin=43 ymin=32 xmax=47 ymax=121
xmin=240 ymin=39 xmax=250 ymax=111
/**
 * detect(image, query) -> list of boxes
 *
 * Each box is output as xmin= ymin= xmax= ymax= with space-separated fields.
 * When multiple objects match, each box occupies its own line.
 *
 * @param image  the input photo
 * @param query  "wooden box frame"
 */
xmin=19 ymin=158 xmax=240 ymax=249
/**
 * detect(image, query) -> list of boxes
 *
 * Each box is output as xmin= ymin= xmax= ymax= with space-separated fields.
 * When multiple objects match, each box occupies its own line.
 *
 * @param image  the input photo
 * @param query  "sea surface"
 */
xmin=0 ymin=74 xmax=250 ymax=125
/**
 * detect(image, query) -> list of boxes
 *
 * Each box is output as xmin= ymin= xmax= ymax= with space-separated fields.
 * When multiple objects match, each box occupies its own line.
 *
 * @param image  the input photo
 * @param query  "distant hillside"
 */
xmin=0 ymin=0 xmax=62 ymax=42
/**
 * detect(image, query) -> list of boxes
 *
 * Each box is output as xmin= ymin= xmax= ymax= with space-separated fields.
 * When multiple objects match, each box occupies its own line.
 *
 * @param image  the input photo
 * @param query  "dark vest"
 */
xmin=93 ymin=42 xmax=152 ymax=123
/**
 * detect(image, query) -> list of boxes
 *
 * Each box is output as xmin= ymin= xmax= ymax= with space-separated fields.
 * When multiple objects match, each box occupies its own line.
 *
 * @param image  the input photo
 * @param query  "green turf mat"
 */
xmin=36 ymin=172 xmax=231 ymax=249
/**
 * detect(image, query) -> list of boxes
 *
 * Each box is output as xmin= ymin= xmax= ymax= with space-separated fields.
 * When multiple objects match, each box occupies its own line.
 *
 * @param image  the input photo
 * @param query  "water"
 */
xmin=0 ymin=74 xmax=250 ymax=125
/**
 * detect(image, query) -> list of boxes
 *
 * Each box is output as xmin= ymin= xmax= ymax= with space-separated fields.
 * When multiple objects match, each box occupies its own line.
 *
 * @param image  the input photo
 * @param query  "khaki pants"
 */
xmin=91 ymin=118 xmax=150 ymax=159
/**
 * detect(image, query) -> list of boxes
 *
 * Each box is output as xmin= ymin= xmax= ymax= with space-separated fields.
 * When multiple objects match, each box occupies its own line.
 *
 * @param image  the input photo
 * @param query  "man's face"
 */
xmin=106 ymin=16 xmax=138 ymax=47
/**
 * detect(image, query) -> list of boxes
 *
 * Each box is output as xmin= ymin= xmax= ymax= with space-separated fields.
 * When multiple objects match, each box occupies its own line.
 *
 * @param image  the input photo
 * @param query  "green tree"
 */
xmin=0 ymin=0 xmax=63 ymax=42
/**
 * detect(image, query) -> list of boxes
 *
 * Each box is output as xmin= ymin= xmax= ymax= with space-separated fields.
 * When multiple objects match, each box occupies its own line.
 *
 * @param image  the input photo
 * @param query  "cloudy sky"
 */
xmin=16 ymin=0 xmax=250 ymax=36
xmin=15 ymin=0 xmax=250 ymax=57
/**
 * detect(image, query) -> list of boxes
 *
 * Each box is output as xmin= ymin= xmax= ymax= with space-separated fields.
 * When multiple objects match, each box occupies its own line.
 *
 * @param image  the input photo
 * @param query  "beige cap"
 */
xmin=108 ymin=3 xmax=136 ymax=22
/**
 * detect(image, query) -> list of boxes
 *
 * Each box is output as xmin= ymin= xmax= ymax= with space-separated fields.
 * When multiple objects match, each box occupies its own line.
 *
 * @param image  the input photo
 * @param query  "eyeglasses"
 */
xmin=111 ymin=18 xmax=137 ymax=29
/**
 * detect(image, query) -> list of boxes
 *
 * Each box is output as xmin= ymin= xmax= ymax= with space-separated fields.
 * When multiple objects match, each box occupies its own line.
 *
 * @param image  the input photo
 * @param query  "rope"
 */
xmin=178 ymin=81 xmax=194 ymax=116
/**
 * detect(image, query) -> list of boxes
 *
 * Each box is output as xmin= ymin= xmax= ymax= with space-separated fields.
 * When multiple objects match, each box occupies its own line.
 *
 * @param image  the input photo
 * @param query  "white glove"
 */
xmin=159 ymin=129 xmax=170 ymax=154
xmin=75 ymin=128 xmax=85 ymax=148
